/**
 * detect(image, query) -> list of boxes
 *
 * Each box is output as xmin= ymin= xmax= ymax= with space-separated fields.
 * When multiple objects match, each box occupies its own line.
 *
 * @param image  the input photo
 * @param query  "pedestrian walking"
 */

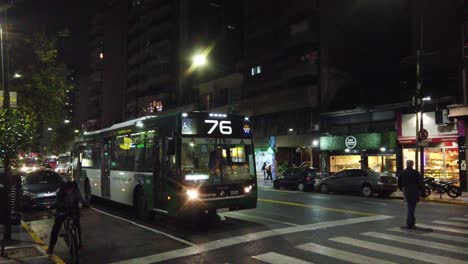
xmin=261 ymin=162 xmax=267 ymax=180
xmin=398 ymin=160 xmax=423 ymax=229
xmin=266 ymin=164 xmax=272 ymax=181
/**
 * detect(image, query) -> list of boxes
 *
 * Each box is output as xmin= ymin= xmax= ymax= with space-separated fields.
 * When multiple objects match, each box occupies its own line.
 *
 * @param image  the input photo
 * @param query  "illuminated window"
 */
xmin=250 ymin=65 xmax=262 ymax=76
xmin=146 ymin=100 xmax=163 ymax=113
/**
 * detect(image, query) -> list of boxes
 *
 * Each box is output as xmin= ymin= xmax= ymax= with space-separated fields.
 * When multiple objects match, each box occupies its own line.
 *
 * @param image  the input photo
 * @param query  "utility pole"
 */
xmin=0 ymin=11 xmax=12 ymax=241
xmin=417 ymin=16 xmax=425 ymax=178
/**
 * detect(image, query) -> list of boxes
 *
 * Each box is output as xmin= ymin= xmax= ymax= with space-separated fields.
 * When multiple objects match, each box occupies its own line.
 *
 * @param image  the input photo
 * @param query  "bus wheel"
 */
xmin=134 ymin=188 xmax=148 ymax=221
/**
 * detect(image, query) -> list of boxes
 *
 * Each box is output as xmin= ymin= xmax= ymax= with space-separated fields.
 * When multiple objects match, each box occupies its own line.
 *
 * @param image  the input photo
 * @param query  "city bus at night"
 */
xmin=73 ymin=112 xmax=257 ymax=219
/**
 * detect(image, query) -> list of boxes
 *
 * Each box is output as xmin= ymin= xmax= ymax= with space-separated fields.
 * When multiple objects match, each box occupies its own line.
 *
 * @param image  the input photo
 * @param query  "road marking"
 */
xmin=252 ymin=252 xmax=313 ymax=264
xmin=363 ymin=201 xmax=387 ymax=206
xmin=297 ymin=242 xmax=396 ymax=264
xmin=226 ymin=212 xmax=299 ymax=226
xmin=258 ymin=188 xmax=298 ymax=194
xmin=330 ymin=237 xmax=468 ymax=264
xmin=21 ymin=220 xmax=65 ymax=264
xmin=112 ymin=215 xmax=392 ymax=264
xmin=388 ymin=227 xmax=468 ymax=243
xmin=91 ymin=207 xmax=195 ymax=247
xmin=416 ymin=224 xmax=468 ymax=235
xmin=450 ymin=217 xmax=468 ymax=222
xmin=258 ymin=198 xmax=376 ymax=216
xmin=433 ymin=220 xmax=468 ymax=228
xmin=362 ymin=232 xmax=468 ymax=254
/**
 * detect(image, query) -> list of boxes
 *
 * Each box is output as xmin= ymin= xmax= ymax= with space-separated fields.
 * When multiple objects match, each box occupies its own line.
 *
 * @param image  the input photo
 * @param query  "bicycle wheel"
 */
xmin=70 ymin=228 xmax=80 ymax=264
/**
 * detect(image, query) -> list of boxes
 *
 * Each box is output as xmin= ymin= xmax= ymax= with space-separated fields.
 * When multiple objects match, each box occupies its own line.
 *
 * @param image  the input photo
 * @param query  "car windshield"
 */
xmin=58 ymin=156 xmax=70 ymax=164
xmin=24 ymin=171 xmax=62 ymax=185
xmin=181 ymin=138 xmax=254 ymax=185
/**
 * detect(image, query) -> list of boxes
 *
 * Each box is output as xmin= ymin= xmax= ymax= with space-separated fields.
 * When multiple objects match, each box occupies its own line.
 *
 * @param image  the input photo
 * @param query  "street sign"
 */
xmin=418 ymin=139 xmax=429 ymax=147
xmin=418 ymin=128 xmax=428 ymax=140
xmin=345 ymin=136 xmax=357 ymax=149
xmin=0 ymin=91 xmax=17 ymax=108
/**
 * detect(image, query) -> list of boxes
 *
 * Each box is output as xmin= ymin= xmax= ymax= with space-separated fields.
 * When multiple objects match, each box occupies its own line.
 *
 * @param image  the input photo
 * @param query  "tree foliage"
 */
xmin=10 ymin=30 xmax=75 ymax=154
xmin=0 ymin=108 xmax=35 ymax=159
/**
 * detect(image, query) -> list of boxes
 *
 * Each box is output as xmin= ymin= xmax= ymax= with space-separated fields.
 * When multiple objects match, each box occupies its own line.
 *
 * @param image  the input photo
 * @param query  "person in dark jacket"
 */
xmin=47 ymin=181 xmax=83 ymax=254
xmin=398 ymin=160 xmax=423 ymax=229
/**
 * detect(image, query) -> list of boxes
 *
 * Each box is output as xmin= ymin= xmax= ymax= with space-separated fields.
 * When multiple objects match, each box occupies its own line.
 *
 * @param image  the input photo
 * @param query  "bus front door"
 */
xmin=153 ymin=137 xmax=165 ymax=212
xmin=101 ymin=140 xmax=111 ymax=198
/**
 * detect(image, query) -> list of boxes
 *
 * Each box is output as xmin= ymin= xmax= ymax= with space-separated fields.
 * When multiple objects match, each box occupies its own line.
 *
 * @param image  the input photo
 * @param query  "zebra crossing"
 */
xmin=251 ymin=214 xmax=468 ymax=264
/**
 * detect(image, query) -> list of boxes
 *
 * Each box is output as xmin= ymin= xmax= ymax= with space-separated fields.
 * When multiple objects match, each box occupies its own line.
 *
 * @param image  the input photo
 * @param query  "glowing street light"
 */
xmin=13 ymin=72 xmax=22 ymax=78
xmin=192 ymin=54 xmax=207 ymax=67
xmin=64 ymin=119 xmax=70 ymax=124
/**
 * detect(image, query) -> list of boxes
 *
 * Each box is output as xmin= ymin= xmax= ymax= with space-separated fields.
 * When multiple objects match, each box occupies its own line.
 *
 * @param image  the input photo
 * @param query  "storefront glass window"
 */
xmin=330 ymin=155 xmax=360 ymax=172
xmin=403 ymin=146 xmax=459 ymax=181
xmin=368 ymin=155 xmax=396 ymax=174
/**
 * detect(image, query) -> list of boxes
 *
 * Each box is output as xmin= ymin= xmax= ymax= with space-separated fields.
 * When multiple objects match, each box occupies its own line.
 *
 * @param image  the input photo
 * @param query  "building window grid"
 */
xmin=250 ymin=65 xmax=262 ymax=76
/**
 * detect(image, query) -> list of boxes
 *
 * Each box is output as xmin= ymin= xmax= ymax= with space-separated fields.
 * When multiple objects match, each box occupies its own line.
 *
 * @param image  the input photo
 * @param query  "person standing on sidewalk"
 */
xmin=398 ymin=160 xmax=423 ymax=229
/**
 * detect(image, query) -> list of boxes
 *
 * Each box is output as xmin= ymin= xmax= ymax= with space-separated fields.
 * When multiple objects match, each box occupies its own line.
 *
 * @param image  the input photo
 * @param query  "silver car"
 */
xmin=314 ymin=169 xmax=397 ymax=197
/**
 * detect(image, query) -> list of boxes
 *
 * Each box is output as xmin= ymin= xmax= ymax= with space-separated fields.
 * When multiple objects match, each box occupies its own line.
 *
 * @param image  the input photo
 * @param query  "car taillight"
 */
xmin=306 ymin=176 xmax=311 ymax=183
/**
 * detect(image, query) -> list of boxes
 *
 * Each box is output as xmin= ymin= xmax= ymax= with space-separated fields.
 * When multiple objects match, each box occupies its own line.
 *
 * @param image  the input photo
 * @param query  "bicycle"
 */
xmin=61 ymin=214 xmax=80 ymax=264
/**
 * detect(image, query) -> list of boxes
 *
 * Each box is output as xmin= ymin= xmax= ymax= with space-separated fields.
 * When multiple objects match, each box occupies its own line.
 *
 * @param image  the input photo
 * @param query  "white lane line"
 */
xmin=297 ymin=242 xmax=396 ymax=264
xmin=91 ymin=207 xmax=195 ymax=247
xmin=388 ymin=227 xmax=468 ymax=243
xmin=258 ymin=188 xmax=297 ymax=194
xmin=226 ymin=212 xmax=299 ymax=226
xmin=450 ymin=217 xmax=468 ymax=222
xmin=362 ymin=232 xmax=468 ymax=254
xmin=363 ymin=201 xmax=387 ymax=206
xmin=252 ymin=252 xmax=313 ymax=264
xmin=330 ymin=237 xmax=468 ymax=264
xmin=433 ymin=220 xmax=468 ymax=228
xmin=112 ymin=215 xmax=392 ymax=264
xmin=416 ymin=224 xmax=468 ymax=235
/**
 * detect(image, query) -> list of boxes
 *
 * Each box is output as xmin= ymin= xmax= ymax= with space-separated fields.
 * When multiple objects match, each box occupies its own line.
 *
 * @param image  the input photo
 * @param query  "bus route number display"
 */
xmin=182 ymin=118 xmax=251 ymax=137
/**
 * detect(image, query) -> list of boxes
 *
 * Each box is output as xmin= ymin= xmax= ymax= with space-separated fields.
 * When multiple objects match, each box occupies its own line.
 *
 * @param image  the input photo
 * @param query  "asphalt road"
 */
xmin=21 ymin=187 xmax=468 ymax=264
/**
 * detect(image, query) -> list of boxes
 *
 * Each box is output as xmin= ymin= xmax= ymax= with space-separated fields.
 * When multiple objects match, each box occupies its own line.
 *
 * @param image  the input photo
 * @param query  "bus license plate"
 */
xmin=216 ymin=208 xmax=229 ymax=213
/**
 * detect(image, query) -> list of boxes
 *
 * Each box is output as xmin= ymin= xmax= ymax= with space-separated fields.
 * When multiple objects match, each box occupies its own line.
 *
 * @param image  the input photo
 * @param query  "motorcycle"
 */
xmin=422 ymin=177 xmax=462 ymax=198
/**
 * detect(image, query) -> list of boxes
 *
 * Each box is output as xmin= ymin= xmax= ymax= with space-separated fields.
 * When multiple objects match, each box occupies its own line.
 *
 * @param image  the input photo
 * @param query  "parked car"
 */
xmin=273 ymin=167 xmax=322 ymax=191
xmin=20 ymin=169 xmax=65 ymax=209
xmin=314 ymin=169 xmax=397 ymax=197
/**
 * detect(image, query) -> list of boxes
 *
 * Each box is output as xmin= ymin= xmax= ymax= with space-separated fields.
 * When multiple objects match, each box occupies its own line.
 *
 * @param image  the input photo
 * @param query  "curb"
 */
xmin=20 ymin=221 xmax=65 ymax=264
xmin=389 ymin=196 xmax=468 ymax=206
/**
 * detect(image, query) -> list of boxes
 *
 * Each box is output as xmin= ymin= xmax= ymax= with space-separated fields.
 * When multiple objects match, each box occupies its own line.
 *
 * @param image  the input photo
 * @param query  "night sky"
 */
xmin=6 ymin=0 xmax=462 ymax=107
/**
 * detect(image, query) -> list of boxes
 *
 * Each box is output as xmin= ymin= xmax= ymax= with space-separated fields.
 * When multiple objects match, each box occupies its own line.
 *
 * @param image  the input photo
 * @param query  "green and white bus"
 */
xmin=73 ymin=112 xmax=257 ymax=218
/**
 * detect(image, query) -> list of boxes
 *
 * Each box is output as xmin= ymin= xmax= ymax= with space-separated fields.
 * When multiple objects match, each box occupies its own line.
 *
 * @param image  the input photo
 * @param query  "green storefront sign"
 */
xmin=320 ymin=132 xmax=397 ymax=151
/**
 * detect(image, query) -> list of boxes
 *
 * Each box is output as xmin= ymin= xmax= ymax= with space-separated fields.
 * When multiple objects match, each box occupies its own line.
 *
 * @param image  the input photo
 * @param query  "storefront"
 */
xmin=319 ymin=132 xmax=398 ymax=175
xmin=398 ymin=111 xmax=461 ymax=181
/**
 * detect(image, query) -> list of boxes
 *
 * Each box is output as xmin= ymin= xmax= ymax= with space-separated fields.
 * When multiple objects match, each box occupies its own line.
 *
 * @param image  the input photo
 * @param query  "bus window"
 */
xmin=141 ymin=131 xmax=155 ymax=172
xmin=164 ymin=137 xmax=176 ymax=178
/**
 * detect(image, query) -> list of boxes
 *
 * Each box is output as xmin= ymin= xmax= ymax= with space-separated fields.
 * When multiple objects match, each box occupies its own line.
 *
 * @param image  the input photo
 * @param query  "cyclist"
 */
xmin=47 ymin=181 xmax=83 ymax=254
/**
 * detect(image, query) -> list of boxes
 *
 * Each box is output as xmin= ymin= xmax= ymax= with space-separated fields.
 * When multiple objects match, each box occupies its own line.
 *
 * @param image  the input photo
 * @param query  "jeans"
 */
xmin=406 ymin=201 xmax=417 ymax=227
xmin=49 ymin=214 xmax=81 ymax=250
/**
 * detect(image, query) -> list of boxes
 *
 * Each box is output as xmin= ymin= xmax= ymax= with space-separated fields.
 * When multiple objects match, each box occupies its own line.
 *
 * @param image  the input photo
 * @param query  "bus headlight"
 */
xmin=244 ymin=185 xmax=253 ymax=193
xmin=186 ymin=189 xmax=199 ymax=200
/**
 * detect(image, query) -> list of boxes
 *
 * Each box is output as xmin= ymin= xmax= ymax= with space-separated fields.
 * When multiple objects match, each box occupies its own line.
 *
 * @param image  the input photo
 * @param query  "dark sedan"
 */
xmin=273 ymin=167 xmax=322 ymax=191
xmin=314 ymin=169 xmax=397 ymax=197
xmin=20 ymin=169 xmax=64 ymax=208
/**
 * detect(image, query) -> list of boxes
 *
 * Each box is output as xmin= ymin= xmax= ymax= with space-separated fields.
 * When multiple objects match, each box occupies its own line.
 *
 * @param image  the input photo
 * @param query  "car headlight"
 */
xmin=186 ymin=189 xmax=198 ymax=200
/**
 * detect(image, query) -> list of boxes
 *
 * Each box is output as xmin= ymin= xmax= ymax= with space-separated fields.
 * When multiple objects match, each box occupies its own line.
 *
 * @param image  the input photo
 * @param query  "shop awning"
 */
xmin=448 ymin=105 xmax=468 ymax=118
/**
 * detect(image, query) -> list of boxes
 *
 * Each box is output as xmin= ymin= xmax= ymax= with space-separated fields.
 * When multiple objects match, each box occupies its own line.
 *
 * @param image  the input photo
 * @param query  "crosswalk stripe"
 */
xmin=296 ymin=243 xmax=396 ymax=264
xmin=433 ymin=220 xmax=468 ymax=228
xmin=450 ymin=217 xmax=468 ymax=222
xmin=416 ymin=224 xmax=468 ymax=235
xmin=362 ymin=232 xmax=468 ymax=254
xmin=252 ymin=252 xmax=313 ymax=264
xmin=388 ymin=227 xmax=468 ymax=243
xmin=330 ymin=237 xmax=468 ymax=264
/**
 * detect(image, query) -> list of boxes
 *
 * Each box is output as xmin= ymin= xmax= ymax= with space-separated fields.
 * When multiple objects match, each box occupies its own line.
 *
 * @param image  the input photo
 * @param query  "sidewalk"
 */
xmin=256 ymin=177 xmax=468 ymax=206
xmin=391 ymin=190 xmax=468 ymax=206
xmin=0 ymin=222 xmax=57 ymax=264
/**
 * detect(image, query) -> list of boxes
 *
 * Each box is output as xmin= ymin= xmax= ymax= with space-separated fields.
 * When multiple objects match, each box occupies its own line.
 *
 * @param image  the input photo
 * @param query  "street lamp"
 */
xmin=64 ymin=119 xmax=70 ymax=124
xmin=47 ymin=127 xmax=52 ymax=131
xmin=13 ymin=72 xmax=21 ymax=78
xmin=192 ymin=53 xmax=207 ymax=68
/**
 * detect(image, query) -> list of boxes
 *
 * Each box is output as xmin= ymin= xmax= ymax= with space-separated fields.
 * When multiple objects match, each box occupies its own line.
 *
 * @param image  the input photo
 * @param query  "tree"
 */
xmin=10 ymin=30 xmax=75 ymax=154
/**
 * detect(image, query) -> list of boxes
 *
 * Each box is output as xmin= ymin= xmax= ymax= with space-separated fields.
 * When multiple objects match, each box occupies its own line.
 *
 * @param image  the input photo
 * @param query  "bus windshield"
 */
xmin=181 ymin=137 xmax=253 ymax=185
